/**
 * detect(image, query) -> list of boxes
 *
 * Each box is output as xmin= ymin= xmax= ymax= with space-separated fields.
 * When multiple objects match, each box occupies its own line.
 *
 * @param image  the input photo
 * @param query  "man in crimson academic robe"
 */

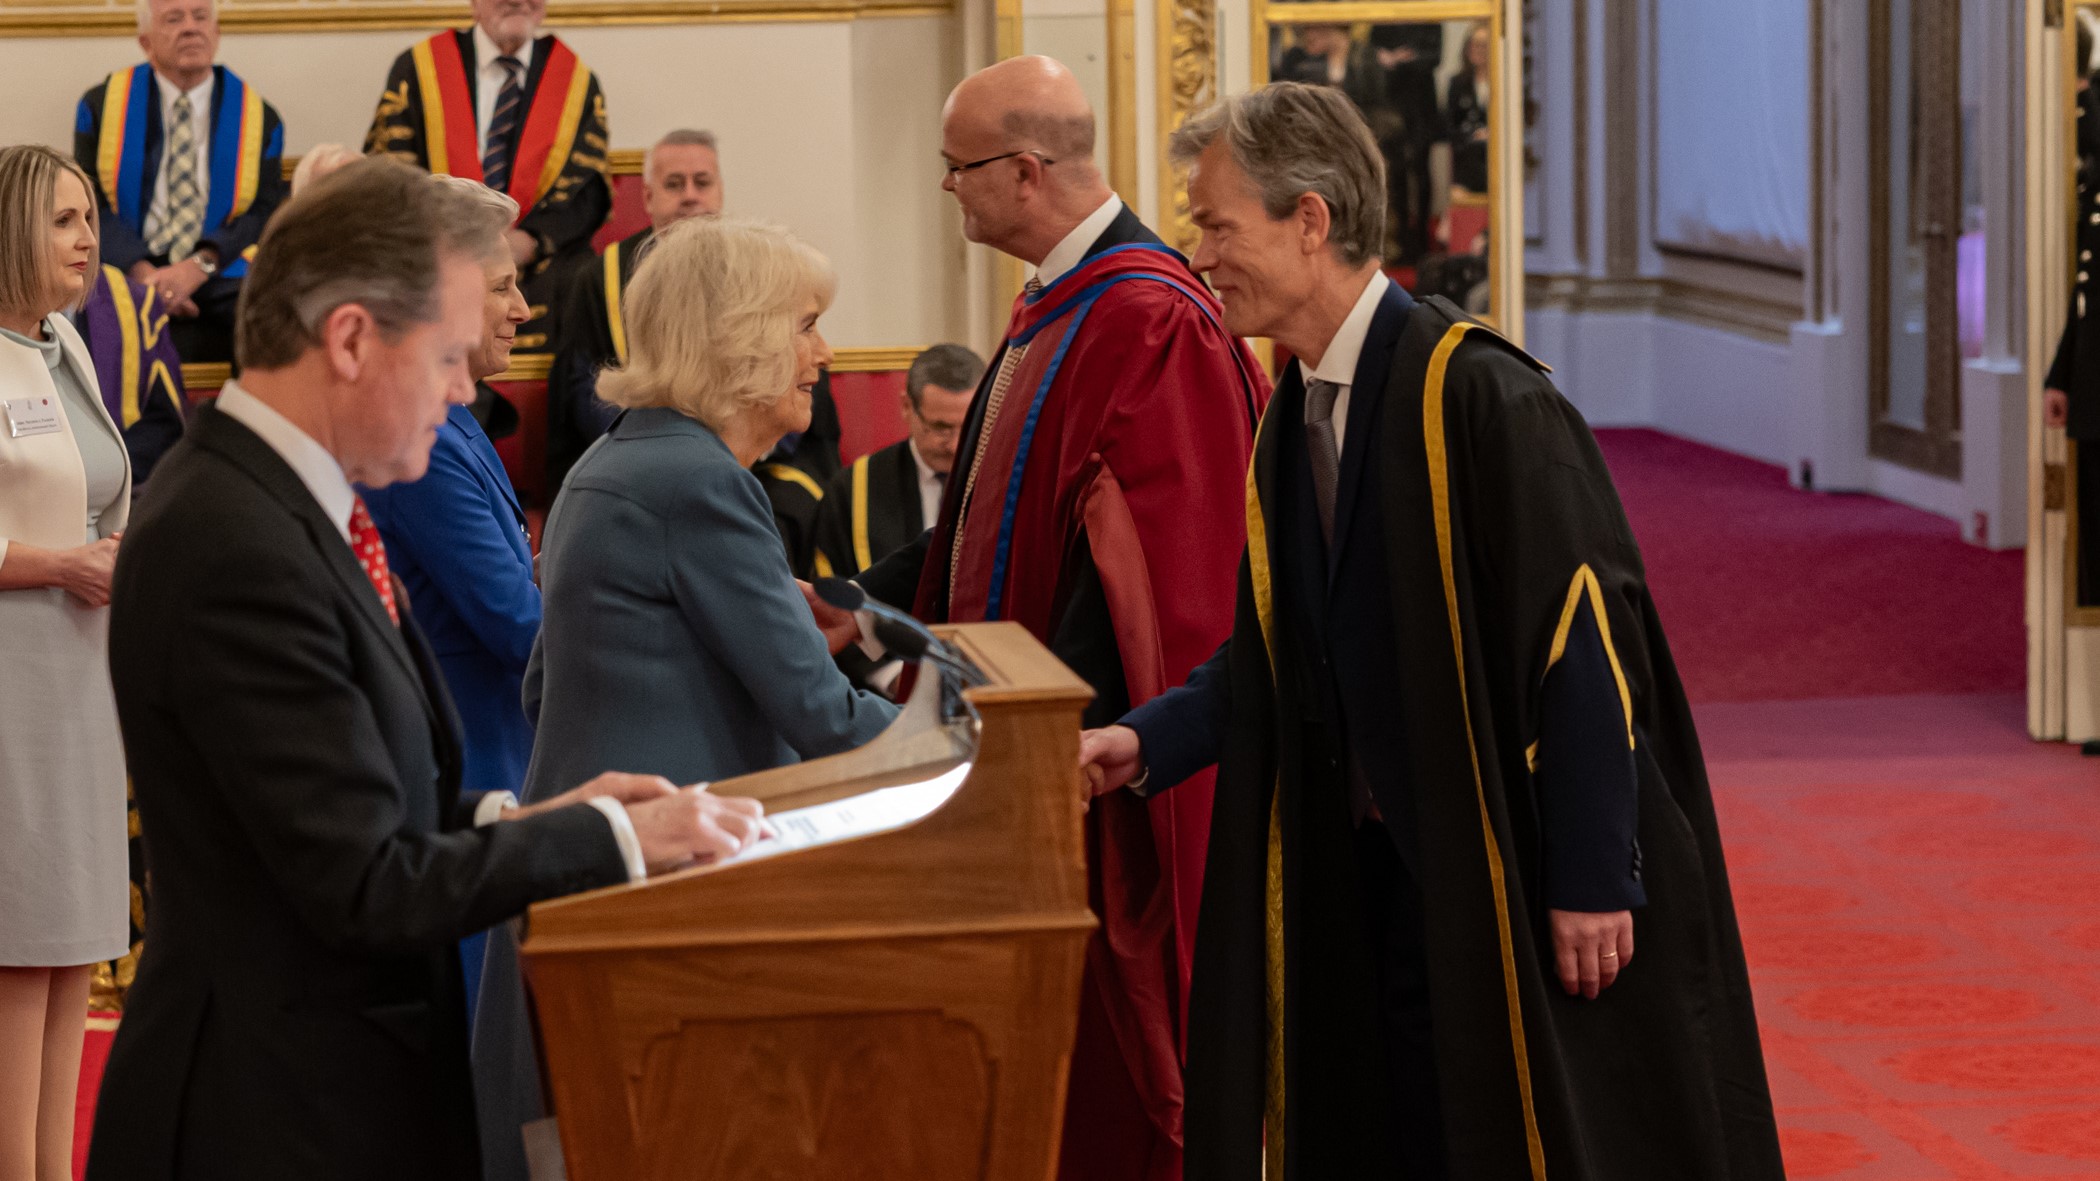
xmin=365 ymin=0 xmax=611 ymax=357
xmin=1079 ymin=83 xmax=1783 ymax=1181
xmin=844 ymin=55 xmax=1270 ymax=1181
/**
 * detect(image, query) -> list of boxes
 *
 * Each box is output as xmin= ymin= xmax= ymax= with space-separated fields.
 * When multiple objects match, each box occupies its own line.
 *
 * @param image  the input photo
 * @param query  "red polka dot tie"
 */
xmin=348 ymin=495 xmax=399 ymax=627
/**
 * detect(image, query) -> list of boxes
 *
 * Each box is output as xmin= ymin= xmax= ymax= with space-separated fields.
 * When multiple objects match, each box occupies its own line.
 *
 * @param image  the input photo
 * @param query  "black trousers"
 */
xmin=1353 ymin=819 xmax=1448 ymax=1180
xmin=2080 ymin=439 xmax=2100 ymax=606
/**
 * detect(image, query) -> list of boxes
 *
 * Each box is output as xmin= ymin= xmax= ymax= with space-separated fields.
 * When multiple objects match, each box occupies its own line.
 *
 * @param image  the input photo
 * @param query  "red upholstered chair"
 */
xmin=490 ymin=379 xmax=549 ymax=507
xmin=829 ymin=369 xmax=912 ymax=465
xmin=593 ymin=173 xmax=650 ymax=253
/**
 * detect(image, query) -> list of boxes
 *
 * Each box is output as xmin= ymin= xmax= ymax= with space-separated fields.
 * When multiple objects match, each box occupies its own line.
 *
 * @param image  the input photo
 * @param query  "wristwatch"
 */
xmin=191 ymin=251 xmax=218 ymax=277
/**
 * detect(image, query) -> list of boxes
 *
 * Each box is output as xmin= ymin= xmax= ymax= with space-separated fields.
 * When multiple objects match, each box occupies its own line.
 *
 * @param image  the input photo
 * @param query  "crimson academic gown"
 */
xmin=913 ymin=238 xmax=1269 ymax=1180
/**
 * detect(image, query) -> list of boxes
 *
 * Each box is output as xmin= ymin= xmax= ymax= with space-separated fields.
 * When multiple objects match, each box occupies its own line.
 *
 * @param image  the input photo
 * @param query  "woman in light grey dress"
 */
xmin=474 ymin=216 xmax=900 ymax=1181
xmin=0 ymin=145 xmax=133 ymax=1178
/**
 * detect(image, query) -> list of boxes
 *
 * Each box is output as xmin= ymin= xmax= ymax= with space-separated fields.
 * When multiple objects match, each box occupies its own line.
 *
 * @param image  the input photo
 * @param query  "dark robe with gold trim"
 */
xmin=1150 ymin=295 xmax=1780 ymax=1180
xmin=366 ymin=29 xmax=611 ymax=354
xmin=812 ymin=438 xmax=926 ymax=581
xmin=865 ymin=212 xmax=1270 ymax=1181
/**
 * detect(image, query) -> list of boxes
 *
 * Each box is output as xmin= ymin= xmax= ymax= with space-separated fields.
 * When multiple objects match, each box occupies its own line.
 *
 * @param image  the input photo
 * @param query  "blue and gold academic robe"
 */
xmin=74 ymin=64 xmax=287 ymax=280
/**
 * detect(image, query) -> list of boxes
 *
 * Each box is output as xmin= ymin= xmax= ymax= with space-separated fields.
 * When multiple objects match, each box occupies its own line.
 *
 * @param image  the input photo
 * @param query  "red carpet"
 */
xmin=74 ymin=430 xmax=2069 ymax=1179
xmin=1701 ymin=694 xmax=2100 ymax=1180
xmin=1592 ymin=429 xmax=2025 ymax=703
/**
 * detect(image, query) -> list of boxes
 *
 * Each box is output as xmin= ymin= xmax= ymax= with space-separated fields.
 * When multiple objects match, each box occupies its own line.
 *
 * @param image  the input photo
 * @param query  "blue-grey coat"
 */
xmin=474 ymin=405 xmax=897 ymax=1181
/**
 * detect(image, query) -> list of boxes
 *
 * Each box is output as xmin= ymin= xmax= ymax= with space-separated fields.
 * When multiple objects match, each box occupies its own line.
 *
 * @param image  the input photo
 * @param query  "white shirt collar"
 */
xmin=472 ymin=24 xmax=538 ymax=76
xmin=153 ymin=68 xmax=214 ymax=115
xmin=1034 ymin=194 xmax=1124 ymax=288
xmin=214 ymin=381 xmax=358 ymax=544
xmin=1302 ymin=270 xmax=1392 ymax=390
xmin=906 ymin=437 xmax=938 ymax=485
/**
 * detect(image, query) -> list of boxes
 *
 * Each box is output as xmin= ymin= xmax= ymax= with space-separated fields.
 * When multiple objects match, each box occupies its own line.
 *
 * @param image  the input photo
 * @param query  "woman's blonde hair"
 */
xmin=0 ymin=145 xmax=96 ymax=319
xmin=598 ymin=216 xmax=835 ymax=432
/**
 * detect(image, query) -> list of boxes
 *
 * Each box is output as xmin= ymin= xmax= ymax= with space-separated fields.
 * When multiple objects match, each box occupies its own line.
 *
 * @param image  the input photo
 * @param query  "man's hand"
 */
xmin=798 ymin=578 xmax=860 ymax=655
xmin=146 ymin=256 xmax=212 ymax=312
xmin=626 ymin=786 xmax=769 ymax=874
xmin=2047 ymin=387 xmax=2070 ymax=429
xmin=511 ymin=771 xmax=679 ymax=820
xmin=1077 ymin=725 xmax=1144 ymax=807
xmin=507 ymin=229 xmax=539 ymax=270
xmin=60 ymin=536 xmax=121 ymax=608
xmin=1549 ymin=908 xmax=1633 ymax=1000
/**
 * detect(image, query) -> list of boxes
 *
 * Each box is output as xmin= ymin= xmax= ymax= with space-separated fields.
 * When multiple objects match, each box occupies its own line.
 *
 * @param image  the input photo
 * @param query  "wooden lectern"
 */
xmin=522 ymin=622 xmax=1096 ymax=1180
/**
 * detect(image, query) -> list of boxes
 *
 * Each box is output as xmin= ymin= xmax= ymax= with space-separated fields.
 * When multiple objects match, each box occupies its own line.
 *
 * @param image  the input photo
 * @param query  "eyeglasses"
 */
xmin=909 ymin=403 xmax=965 ymax=440
xmin=943 ymin=149 xmax=1057 ymax=181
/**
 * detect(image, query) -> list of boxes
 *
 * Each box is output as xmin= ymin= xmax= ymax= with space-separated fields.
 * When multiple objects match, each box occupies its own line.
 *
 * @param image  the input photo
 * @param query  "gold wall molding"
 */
xmin=0 ymin=0 xmax=948 ymax=38
xmin=182 ymin=345 xmax=921 ymax=392
xmin=1156 ymin=0 xmax=1219 ymax=256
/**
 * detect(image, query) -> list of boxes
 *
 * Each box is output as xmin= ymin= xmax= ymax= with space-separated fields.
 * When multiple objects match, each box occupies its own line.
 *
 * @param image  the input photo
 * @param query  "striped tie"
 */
xmin=481 ymin=56 xmax=525 ymax=193
xmin=152 ymin=93 xmax=203 ymax=262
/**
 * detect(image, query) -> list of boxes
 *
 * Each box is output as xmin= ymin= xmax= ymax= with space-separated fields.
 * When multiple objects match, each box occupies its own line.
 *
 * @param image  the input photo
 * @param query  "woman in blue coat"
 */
xmin=473 ymin=214 xmax=900 ymax=1181
xmin=359 ymin=179 xmax=538 ymax=1007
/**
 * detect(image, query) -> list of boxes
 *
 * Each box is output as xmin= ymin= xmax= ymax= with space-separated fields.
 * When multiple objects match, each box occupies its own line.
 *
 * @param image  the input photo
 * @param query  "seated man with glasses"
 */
xmin=813 ymin=343 xmax=983 ymax=688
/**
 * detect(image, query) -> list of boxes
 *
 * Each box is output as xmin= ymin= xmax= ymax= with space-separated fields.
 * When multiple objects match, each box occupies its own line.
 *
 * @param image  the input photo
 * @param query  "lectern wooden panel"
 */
xmin=523 ymin=622 xmax=1096 ymax=1180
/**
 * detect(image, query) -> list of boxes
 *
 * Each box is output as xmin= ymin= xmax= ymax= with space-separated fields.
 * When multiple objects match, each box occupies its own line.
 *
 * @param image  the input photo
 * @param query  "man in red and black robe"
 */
xmin=365 ymin=0 xmax=610 ymax=356
xmin=855 ymin=56 xmax=1270 ymax=1181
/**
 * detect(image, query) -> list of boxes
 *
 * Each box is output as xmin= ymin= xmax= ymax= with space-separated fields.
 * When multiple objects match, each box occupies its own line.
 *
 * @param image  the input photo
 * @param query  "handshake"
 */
xmin=1076 ymin=725 xmax=1145 ymax=807
xmin=511 ymin=772 xmax=772 ymax=874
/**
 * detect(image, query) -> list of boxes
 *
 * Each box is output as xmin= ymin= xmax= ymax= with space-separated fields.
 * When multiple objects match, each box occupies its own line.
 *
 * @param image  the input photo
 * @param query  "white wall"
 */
xmin=0 ymin=16 xmax=968 ymax=349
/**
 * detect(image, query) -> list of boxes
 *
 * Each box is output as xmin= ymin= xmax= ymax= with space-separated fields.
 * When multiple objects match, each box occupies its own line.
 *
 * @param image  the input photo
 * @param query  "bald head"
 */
xmin=941 ymin=56 xmax=1113 ymax=263
xmin=945 ymin=56 xmax=1098 ymax=166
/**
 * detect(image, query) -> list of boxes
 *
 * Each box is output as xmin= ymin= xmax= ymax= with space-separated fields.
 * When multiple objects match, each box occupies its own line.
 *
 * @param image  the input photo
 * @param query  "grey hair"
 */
xmin=1168 ymin=82 xmax=1387 ymax=269
xmin=428 ymin=174 xmax=522 ymax=261
xmin=905 ymin=343 xmax=986 ymax=407
xmin=136 ymin=0 xmax=213 ymax=34
xmin=236 ymin=157 xmax=514 ymax=370
xmin=643 ymin=128 xmax=719 ymax=179
xmin=999 ymin=109 xmax=1094 ymax=165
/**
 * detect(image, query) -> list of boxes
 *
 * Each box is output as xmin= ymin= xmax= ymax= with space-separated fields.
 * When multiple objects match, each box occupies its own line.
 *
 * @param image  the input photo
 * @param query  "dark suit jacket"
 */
xmin=90 ymin=404 xmax=627 ymax=1181
xmin=361 ymin=400 xmax=540 ymax=801
xmin=1125 ymin=284 xmax=1644 ymax=913
xmin=74 ymin=65 xmax=287 ymax=281
xmin=857 ymin=203 xmax=1160 ymax=724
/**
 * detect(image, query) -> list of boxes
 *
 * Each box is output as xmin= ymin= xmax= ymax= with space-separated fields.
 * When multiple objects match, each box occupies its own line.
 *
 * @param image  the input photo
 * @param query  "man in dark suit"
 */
xmin=74 ymin=0 xmax=287 ymax=363
xmin=88 ymin=157 xmax=764 ymax=1181
xmin=2047 ymin=41 xmax=2100 ymax=613
xmin=1079 ymin=83 xmax=1781 ymax=1181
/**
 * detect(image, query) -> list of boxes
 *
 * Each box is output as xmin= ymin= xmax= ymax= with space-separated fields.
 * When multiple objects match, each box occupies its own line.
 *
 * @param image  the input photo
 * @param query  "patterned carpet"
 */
xmin=72 ymin=429 xmax=2069 ymax=1178
xmin=1702 ymin=694 xmax=2100 ymax=1179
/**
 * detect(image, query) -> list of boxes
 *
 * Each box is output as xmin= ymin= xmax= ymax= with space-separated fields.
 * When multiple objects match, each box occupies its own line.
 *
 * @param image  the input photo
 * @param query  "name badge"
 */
xmin=4 ymin=397 xmax=61 ymax=439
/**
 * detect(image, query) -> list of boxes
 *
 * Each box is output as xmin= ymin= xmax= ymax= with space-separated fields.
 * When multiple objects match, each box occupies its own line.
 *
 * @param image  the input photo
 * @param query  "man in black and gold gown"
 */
xmin=365 ymin=0 xmax=611 ymax=357
xmin=1084 ymin=83 xmax=1782 ymax=1181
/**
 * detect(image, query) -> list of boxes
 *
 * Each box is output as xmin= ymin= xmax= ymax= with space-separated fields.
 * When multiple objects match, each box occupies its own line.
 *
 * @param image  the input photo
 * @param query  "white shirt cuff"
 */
xmin=866 ymin=659 xmax=905 ymax=697
xmin=854 ymin=606 xmax=887 ymax=661
xmin=473 ymin=791 xmax=518 ymax=826
xmin=587 ymin=796 xmax=648 ymax=882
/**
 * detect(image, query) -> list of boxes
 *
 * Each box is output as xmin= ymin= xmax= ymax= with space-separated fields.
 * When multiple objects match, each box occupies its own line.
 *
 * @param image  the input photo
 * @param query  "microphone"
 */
xmin=813 ymin=578 xmax=987 ymax=687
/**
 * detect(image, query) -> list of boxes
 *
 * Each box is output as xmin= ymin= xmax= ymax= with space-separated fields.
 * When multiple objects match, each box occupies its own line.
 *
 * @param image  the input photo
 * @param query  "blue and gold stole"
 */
xmin=93 ymin=64 xmax=271 ymax=275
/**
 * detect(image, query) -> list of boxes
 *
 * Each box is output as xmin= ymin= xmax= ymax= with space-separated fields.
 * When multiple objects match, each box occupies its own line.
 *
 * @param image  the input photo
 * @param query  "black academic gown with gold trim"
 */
xmin=812 ymin=438 xmax=926 ymax=580
xmin=1131 ymin=295 xmax=1782 ymax=1181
